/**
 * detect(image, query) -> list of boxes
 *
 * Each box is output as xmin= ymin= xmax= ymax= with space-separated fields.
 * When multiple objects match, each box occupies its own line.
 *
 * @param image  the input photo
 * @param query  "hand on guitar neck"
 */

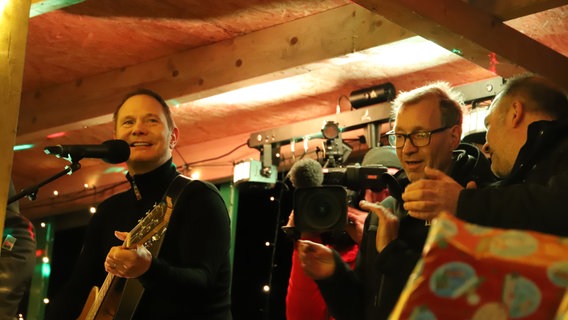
xmin=104 ymin=231 xmax=152 ymax=279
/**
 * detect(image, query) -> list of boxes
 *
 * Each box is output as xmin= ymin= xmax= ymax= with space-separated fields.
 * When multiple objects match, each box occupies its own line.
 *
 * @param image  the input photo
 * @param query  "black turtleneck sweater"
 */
xmin=46 ymin=159 xmax=232 ymax=319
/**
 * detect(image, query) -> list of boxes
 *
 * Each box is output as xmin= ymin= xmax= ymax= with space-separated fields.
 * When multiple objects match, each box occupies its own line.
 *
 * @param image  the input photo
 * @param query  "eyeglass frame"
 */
xmin=385 ymin=126 xmax=452 ymax=148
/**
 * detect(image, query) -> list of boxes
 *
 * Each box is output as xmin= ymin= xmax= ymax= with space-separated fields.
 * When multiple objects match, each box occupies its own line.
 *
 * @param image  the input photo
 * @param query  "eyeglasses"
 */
xmin=386 ymin=126 xmax=451 ymax=148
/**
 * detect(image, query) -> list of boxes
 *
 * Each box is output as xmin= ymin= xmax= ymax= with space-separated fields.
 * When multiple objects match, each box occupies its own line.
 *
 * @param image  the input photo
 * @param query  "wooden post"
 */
xmin=0 ymin=0 xmax=31 ymax=242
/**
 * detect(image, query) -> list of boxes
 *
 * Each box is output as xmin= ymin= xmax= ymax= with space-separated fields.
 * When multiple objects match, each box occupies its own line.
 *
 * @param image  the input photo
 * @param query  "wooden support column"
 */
xmin=0 ymin=0 xmax=32 ymax=244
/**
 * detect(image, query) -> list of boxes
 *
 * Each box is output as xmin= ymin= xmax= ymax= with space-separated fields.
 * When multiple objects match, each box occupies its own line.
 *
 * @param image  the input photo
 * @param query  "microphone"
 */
xmin=44 ymin=139 xmax=130 ymax=164
xmin=288 ymin=158 xmax=324 ymax=188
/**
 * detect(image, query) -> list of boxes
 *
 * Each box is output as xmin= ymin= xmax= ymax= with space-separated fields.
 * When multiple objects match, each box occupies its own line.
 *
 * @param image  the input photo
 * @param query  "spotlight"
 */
xmin=321 ymin=121 xmax=340 ymax=139
xmin=349 ymin=82 xmax=396 ymax=109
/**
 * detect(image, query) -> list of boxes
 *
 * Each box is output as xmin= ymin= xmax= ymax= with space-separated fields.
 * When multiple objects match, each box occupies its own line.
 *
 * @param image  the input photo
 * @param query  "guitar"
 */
xmin=77 ymin=196 xmax=174 ymax=320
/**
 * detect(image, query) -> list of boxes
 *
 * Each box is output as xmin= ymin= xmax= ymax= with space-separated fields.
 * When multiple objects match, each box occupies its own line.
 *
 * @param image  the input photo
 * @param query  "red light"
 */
xmin=47 ymin=132 xmax=66 ymax=139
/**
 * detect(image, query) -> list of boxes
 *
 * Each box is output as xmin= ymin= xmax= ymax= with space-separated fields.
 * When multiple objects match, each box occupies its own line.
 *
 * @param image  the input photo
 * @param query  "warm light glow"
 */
xmin=0 ymin=0 xmax=8 ymax=18
xmin=89 ymin=206 xmax=97 ymax=214
xmin=40 ymin=222 xmax=46 ymax=228
xmin=262 ymin=285 xmax=270 ymax=293
xmin=265 ymin=242 xmax=270 ymax=247
xmin=329 ymin=37 xmax=458 ymax=76
xmin=190 ymin=171 xmax=201 ymax=180
xmin=190 ymin=76 xmax=312 ymax=107
xmin=43 ymin=298 xmax=50 ymax=304
xmin=42 ymin=256 xmax=49 ymax=263
xmin=52 ymin=190 xmax=59 ymax=196
xmin=269 ymin=196 xmax=275 ymax=201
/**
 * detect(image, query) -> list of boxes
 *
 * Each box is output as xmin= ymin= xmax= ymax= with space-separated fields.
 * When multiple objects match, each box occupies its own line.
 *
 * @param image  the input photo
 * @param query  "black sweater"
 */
xmin=46 ymin=159 xmax=232 ymax=319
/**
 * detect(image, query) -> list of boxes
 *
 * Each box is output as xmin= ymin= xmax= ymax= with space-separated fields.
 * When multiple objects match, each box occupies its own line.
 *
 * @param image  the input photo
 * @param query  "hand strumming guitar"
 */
xmin=104 ymin=231 xmax=152 ymax=278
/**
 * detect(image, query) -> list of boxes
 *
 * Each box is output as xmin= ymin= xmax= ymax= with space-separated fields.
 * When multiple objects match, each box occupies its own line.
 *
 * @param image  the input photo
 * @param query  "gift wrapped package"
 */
xmin=391 ymin=213 xmax=568 ymax=320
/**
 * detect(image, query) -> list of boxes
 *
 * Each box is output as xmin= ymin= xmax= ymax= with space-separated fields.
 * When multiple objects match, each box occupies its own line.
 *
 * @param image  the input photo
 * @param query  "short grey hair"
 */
xmin=391 ymin=81 xmax=465 ymax=127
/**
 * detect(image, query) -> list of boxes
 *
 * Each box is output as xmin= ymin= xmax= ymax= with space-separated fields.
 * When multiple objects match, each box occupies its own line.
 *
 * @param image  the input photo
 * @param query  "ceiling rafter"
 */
xmin=352 ymin=0 xmax=568 ymax=90
xmin=18 ymin=3 xmax=414 ymax=144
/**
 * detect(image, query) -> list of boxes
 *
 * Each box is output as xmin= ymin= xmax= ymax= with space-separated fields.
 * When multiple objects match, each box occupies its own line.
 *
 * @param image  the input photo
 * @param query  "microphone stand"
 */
xmin=8 ymin=161 xmax=82 ymax=204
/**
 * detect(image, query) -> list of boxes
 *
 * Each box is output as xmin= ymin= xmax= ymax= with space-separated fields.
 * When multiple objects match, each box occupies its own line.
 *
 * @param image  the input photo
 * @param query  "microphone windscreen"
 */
xmin=102 ymin=139 xmax=130 ymax=164
xmin=289 ymin=158 xmax=324 ymax=188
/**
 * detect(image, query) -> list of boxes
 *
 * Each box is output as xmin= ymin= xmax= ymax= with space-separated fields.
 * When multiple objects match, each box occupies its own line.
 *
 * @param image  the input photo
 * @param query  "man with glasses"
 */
xmin=403 ymin=74 xmax=568 ymax=237
xmin=297 ymin=82 xmax=495 ymax=320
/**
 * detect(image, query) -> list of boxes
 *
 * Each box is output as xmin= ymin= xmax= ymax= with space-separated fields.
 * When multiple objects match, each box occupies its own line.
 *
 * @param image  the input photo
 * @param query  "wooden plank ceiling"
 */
xmin=13 ymin=0 xmax=568 ymax=219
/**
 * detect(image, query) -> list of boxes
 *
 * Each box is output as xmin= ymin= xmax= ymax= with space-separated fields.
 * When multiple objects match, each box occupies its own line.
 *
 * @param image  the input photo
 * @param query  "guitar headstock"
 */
xmin=126 ymin=196 xmax=173 ymax=248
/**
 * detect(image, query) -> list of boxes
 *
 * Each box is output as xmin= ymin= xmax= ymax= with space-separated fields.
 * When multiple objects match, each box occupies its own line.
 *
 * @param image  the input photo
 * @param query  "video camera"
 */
xmin=294 ymin=164 xmax=391 ymax=233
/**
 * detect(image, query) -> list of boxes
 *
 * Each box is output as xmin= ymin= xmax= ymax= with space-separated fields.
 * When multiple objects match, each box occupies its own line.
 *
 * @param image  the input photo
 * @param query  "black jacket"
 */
xmin=47 ymin=159 xmax=232 ymax=319
xmin=317 ymin=144 xmax=496 ymax=320
xmin=458 ymin=119 xmax=568 ymax=236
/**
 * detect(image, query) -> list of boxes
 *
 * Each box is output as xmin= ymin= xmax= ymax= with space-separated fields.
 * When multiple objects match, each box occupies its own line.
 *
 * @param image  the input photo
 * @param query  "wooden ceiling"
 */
xmin=13 ymin=0 xmax=568 ymax=220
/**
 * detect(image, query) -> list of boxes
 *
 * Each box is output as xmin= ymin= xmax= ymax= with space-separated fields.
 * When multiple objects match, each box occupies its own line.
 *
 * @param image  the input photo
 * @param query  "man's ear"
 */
xmin=449 ymin=124 xmax=462 ymax=149
xmin=169 ymin=127 xmax=180 ymax=149
xmin=510 ymin=101 xmax=525 ymax=128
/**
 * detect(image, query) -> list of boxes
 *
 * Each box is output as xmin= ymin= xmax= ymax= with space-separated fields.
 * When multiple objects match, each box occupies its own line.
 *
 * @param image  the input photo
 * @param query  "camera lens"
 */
xmin=294 ymin=186 xmax=347 ymax=233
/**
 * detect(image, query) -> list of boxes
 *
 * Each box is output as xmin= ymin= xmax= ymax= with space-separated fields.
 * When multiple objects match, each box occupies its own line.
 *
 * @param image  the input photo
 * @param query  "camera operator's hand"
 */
xmin=345 ymin=206 xmax=368 ymax=244
xmin=359 ymin=200 xmax=399 ymax=253
xmin=297 ymin=240 xmax=335 ymax=280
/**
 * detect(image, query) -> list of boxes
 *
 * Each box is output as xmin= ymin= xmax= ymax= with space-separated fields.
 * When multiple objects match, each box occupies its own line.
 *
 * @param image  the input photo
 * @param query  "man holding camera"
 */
xmin=285 ymin=147 xmax=401 ymax=320
xmin=297 ymin=82 xmax=496 ymax=319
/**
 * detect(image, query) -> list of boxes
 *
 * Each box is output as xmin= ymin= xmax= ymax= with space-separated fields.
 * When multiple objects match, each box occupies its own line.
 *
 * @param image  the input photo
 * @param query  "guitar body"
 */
xmin=77 ymin=286 xmax=98 ymax=320
xmin=78 ymin=277 xmax=126 ymax=320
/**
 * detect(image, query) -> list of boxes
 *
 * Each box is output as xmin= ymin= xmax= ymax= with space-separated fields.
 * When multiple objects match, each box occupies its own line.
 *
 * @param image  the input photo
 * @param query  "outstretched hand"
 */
xmin=104 ymin=231 xmax=152 ymax=278
xmin=402 ymin=167 xmax=476 ymax=221
xmin=359 ymin=200 xmax=399 ymax=253
xmin=297 ymin=240 xmax=335 ymax=280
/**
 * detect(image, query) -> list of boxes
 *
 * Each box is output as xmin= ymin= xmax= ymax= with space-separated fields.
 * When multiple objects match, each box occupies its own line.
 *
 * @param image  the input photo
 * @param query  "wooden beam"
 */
xmin=17 ymin=3 xmax=414 ymax=144
xmin=352 ymin=0 xmax=568 ymax=91
xmin=1 ymin=0 xmax=32 ymax=247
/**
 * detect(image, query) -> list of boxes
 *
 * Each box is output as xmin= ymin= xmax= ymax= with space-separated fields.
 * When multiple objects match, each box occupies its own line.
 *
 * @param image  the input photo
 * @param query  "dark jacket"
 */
xmin=0 ymin=182 xmax=36 ymax=319
xmin=46 ymin=159 xmax=232 ymax=319
xmin=458 ymin=119 xmax=568 ymax=236
xmin=317 ymin=144 xmax=496 ymax=320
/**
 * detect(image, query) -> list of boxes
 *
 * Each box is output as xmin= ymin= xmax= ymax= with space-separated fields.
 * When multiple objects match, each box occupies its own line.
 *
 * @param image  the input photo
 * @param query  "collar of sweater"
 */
xmin=126 ymin=158 xmax=179 ymax=200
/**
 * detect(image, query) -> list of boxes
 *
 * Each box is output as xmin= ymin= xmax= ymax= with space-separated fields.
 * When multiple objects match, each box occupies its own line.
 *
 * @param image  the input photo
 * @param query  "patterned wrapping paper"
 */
xmin=390 ymin=213 xmax=568 ymax=320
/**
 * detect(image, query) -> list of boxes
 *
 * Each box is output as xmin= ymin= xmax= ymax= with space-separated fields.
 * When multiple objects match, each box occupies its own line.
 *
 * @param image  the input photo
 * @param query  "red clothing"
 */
xmin=286 ymin=235 xmax=358 ymax=320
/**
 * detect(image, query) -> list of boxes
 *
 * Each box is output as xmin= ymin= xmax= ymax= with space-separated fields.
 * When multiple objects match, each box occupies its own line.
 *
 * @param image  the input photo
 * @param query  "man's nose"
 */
xmin=132 ymin=121 xmax=148 ymax=134
xmin=401 ymin=137 xmax=417 ymax=153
